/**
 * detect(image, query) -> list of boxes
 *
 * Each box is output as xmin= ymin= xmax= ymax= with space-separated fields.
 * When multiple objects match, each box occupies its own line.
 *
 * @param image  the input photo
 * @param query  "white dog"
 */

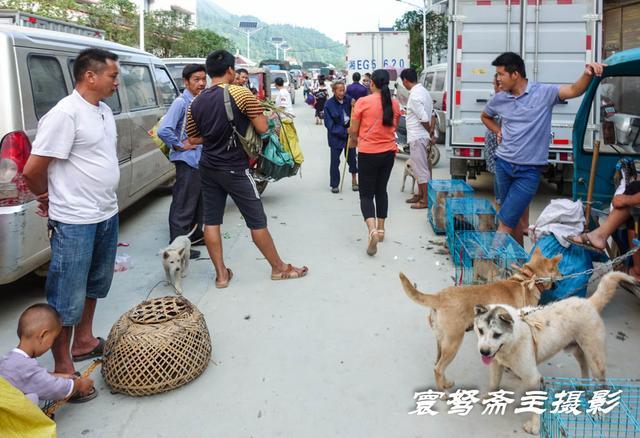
xmin=472 ymin=271 xmax=636 ymax=435
xmin=401 ymin=159 xmax=416 ymax=194
xmin=161 ymin=225 xmax=199 ymax=294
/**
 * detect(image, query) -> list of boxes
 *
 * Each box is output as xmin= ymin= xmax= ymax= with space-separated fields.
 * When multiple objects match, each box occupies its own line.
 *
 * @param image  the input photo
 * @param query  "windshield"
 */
xmin=271 ymin=72 xmax=288 ymax=83
xmin=587 ymin=76 xmax=640 ymax=154
xmin=166 ymin=64 xmax=185 ymax=84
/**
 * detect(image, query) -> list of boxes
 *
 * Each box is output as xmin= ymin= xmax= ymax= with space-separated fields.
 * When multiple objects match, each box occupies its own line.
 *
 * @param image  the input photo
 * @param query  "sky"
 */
xmin=210 ymin=0 xmax=420 ymax=43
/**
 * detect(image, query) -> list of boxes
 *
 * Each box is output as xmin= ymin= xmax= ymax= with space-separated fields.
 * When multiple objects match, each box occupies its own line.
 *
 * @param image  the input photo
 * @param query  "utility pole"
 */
xmin=139 ymin=0 xmax=145 ymax=51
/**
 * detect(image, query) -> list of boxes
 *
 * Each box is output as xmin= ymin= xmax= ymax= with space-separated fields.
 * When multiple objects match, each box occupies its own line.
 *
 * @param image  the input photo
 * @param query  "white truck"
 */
xmin=446 ymin=0 xmax=602 ymax=195
xmin=345 ymin=31 xmax=410 ymax=81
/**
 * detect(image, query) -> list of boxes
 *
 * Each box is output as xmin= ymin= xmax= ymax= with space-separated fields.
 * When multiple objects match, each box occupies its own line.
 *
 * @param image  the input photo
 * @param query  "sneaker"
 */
xmin=331 ymin=187 xmax=339 ymax=194
xmin=352 ymin=183 xmax=359 ymax=191
xmin=189 ymin=249 xmax=201 ymax=260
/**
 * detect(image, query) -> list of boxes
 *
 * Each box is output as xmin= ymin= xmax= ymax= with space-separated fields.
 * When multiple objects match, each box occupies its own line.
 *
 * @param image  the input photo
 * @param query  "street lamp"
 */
xmin=281 ymin=43 xmax=291 ymax=60
xmin=236 ymin=21 xmax=262 ymax=61
xmin=270 ymin=37 xmax=285 ymax=60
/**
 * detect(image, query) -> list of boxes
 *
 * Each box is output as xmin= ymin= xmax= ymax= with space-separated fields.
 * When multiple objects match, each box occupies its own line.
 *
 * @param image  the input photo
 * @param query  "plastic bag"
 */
xmin=279 ymin=119 xmax=304 ymax=165
xmin=305 ymin=92 xmax=315 ymax=107
xmin=531 ymin=235 xmax=606 ymax=304
xmin=0 ymin=377 xmax=56 ymax=438
xmin=258 ymin=131 xmax=296 ymax=181
xmin=115 ymin=253 xmax=132 ymax=272
xmin=148 ymin=117 xmax=171 ymax=159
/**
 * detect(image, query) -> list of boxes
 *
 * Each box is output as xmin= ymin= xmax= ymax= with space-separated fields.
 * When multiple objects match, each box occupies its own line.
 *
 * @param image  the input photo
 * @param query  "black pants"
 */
xmin=330 ymin=147 xmax=358 ymax=189
xmin=169 ymin=161 xmax=203 ymax=241
xmin=358 ymin=151 xmax=395 ymax=220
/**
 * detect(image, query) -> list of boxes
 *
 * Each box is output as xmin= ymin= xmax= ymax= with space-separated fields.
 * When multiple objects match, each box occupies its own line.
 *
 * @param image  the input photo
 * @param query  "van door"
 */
xmin=120 ymin=63 xmax=169 ymax=196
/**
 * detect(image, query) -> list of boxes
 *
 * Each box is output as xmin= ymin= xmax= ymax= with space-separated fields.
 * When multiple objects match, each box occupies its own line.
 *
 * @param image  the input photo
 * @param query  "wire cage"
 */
xmin=541 ymin=377 xmax=640 ymax=438
xmin=427 ymin=180 xmax=474 ymax=234
xmin=445 ymin=198 xmax=497 ymax=252
xmin=454 ymin=231 xmax=528 ymax=285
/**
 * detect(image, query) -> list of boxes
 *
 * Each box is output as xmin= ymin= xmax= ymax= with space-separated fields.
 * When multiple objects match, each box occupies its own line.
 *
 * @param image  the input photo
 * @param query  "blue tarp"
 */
xmin=531 ymin=235 xmax=607 ymax=304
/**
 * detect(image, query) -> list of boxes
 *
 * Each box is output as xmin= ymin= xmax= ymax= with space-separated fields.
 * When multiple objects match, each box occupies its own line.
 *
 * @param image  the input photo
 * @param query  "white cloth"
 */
xmin=31 ymin=90 xmax=120 ymax=224
xmin=530 ymin=199 xmax=585 ymax=247
xmin=275 ymin=87 xmax=293 ymax=114
xmin=406 ymin=83 xmax=433 ymax=142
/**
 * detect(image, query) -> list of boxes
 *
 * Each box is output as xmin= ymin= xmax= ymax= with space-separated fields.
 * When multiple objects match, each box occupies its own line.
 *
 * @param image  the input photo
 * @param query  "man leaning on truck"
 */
xmin=481 ymin=52 xmax=605 ymax=245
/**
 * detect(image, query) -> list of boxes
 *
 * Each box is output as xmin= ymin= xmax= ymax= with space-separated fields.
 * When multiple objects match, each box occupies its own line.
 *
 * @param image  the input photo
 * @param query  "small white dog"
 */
xmin=401 ymin=159 xmax=416 ymax=194
xmin=161 ymin=225 xmax=199 ymax=294
xmin=473 ymin=271 xmax=636 ymax=435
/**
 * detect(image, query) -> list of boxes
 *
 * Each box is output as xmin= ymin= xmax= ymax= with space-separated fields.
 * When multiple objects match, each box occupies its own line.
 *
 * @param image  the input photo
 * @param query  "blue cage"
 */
xmin=445 ymin=198 xmax=497 ymax=253
xmin=454 ymin=231 xmax=528 ymax=285
xmin=427 ymin=180 xmax=474 ymax=234
xmin=541 ymin=377 xmax=640 ymax=438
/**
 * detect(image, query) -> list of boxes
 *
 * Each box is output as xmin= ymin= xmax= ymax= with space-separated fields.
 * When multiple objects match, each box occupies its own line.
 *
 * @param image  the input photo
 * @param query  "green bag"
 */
xmin=258 ymin=130 xmax=297 ymax=181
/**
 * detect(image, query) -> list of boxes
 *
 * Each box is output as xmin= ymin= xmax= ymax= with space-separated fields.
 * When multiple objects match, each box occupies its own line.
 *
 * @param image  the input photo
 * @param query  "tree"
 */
xmin=84 ymin=0 xmax=138 ymax=48
xmin=176 ymin=29 xmax=234 ymax=58
xmin=394 ymin=10 xmax=447 ymax=72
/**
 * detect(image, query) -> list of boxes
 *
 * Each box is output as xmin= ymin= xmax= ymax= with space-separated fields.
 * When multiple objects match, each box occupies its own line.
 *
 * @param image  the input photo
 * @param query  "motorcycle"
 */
xmin=396 ymin=114 xmax=440 ymax=167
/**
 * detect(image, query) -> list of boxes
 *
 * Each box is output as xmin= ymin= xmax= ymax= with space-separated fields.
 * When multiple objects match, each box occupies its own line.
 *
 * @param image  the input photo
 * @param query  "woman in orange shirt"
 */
xmin=348 ymin=69 xmax=401 ymax=256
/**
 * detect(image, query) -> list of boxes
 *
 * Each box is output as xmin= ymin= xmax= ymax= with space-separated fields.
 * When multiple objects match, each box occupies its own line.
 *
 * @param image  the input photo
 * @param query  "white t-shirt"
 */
xmin=406 ymin=83 xmax=433 ymax=142
xmin=275 ymin=87 xmax=293 ymax=114
xmin=32 ymin=90 xmax=120 ymax=224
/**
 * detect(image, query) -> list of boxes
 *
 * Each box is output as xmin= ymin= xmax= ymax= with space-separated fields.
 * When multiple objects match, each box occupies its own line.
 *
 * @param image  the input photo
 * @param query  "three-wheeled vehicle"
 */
xmin=572 ymin=48 xmax=640 ymax=259
xmin=247 ymin=67 xmax=271 ymax=102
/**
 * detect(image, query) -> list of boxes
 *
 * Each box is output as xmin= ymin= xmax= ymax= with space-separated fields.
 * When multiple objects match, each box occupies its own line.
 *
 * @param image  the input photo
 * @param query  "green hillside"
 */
xmin=197 ymin=0 xmax=345 ymax=68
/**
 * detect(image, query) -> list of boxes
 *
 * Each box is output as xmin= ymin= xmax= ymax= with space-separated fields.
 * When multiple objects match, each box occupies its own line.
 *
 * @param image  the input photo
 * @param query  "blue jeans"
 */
xmin=494 ymin=157 xmax=543 ymax=229
xmin=46 ymin=215 xmax=119 ymax=326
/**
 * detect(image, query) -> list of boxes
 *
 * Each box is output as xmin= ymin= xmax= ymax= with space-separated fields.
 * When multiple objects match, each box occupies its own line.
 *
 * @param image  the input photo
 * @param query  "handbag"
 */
xmin=223 ymin=85 xmax=263 ymax=159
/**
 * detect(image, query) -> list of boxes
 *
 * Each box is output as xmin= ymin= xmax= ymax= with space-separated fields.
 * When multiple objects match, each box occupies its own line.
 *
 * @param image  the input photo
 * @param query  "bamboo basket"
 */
xmin=101 ymin=296 xmax=211 ymax=396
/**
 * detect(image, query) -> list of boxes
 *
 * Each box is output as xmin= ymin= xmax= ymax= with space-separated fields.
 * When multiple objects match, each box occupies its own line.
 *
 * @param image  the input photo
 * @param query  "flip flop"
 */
xmin=215 ymin=268 xmax=233 ymax=289
xmin=410 ymin=201 xmax=428 ymax=209
xmin=366 ymin=229 xmax=379 ymax=256
xmin=564 ymin=234 xmax=607 ymax=256
xmin=271 ymin=264 xmax=309 ymax=280
xmin=68 ymin=387 xmax=98 ymax=404
xmin=72 ymin=337 xmax=105 ymax=362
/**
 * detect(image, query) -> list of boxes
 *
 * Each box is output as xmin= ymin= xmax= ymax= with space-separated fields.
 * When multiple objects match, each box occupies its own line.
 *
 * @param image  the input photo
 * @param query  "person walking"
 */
xmin=400 ymin=67 xmax=433 ymax=209
xmin=346 ymin=72 xmax=368 ymax=101
xmin=274 ymin=77 xmax=293 ymax=114
xmin=186 ymin=49 xmax=308 ymax=287
xmin=481 ymin=52 xmax=605 ymax=245
xmin=303 ymin=75 xmax=312 ymax=99
xmin=324 ymin=80 xmax=358 ymax=193
xmin=22 ymin=49 xmax=121 ymax=389
xmin=348 ymin=69 xmax=401 ymax=256
xmin=158 ymin=64 xmax=207 ymax=259
xmin=312 ymin=76 xmax=328 ymax=125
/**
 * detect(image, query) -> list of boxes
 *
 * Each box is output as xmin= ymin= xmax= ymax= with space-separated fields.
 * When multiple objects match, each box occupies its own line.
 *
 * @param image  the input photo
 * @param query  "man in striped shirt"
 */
xmin=186 ymin=50 xmax=308 ymax=287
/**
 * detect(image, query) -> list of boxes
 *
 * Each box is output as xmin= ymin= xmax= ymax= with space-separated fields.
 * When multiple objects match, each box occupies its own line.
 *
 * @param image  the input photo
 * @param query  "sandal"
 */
xmin=406 ymin=195 xmax=421 ymax=204
xmin=565 ymin=234 xmax=606 ymax=256
xmin=367 ymin=229 xmax=379 ymax=256
xmin=72 ymin=337 xmax=105 ymax=362
xmin=215 ymin=268 xmax=233 ymax=289
xmin=410 ymin=201 xmax=428 ymax=209
xmin=68 ymin=387 xmax=98 ymax=404
xmin=377 ymin=229 xmax=385 ymax=242
xmin=271 ymin=264 xmax=309 ymax=280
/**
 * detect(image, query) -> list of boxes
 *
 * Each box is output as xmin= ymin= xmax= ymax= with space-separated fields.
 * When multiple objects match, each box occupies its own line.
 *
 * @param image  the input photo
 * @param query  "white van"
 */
xmin=418 ymin=63 xmax=447 ymax=143
xmin=0 ymin=24 xmax=179 ymax=284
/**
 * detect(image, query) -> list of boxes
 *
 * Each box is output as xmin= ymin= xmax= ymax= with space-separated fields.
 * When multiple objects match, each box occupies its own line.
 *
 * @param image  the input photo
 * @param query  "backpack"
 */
xmin=223 ymin=85 xmax=263 ymax=159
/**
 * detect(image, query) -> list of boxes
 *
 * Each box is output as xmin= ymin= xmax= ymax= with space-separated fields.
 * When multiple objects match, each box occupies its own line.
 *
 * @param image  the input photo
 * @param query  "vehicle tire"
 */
xmin=257 ymin=180 xmax=268 ymax=195
xmin=450 ymin=158 xmax=467 ymax=181
xmin=429 ymin=145 xmax=441 ymax=167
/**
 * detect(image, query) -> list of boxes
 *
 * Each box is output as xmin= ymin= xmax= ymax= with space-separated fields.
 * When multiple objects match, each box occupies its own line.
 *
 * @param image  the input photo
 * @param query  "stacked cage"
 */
xmin=445 ymin=198 xmax=497 ymax=253
xmin=427 ymin=180 xmax=474 ymax=234
xmin=454 ymin=231 xmax=528 ymax=285
xmin=541 ymin=377 xmax=640 ymax=437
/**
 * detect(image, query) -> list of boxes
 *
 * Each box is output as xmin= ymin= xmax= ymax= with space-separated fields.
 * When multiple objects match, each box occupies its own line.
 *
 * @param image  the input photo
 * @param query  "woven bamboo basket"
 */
xmin=101 ymin=295 xmax=211 ymax=396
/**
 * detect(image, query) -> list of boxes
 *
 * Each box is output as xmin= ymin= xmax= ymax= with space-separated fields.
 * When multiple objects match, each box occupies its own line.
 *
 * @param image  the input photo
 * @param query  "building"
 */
xmin=144 ymin=0 xmax=197 ymax=25
xmin=603 ymin=0 xmax=640 ymax=58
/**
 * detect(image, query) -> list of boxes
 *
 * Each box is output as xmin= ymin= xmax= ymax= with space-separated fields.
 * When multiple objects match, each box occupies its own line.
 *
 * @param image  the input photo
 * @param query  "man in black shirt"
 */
xmin=187 ymin=50 xmax=308 ymax=287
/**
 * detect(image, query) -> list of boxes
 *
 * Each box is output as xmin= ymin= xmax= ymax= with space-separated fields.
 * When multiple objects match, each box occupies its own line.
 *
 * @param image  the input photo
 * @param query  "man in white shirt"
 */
xmin=23 ymin=48 xmax=121 ymax=384
xmin=274 ymin=77 xmax=293 ymax=114
xmin=401 ymin=68 xmax=435 ymax=209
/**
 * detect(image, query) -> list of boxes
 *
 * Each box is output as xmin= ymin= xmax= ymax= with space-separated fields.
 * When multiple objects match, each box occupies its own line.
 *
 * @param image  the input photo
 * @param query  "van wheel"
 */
xmin=257 ymin=181 xmax=268 ymax=195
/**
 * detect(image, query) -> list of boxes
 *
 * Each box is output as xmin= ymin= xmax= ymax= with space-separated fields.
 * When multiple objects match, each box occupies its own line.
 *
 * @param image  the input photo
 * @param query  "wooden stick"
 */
xmin=584 ymin=140 xmax=601 ymax=225
xmin=44 ymin=359 xmax=102 ymax=417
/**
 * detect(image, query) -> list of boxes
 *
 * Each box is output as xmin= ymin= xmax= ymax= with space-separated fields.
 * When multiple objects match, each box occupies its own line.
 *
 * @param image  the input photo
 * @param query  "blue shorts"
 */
xmin=495 ymin=157 xmax=543 ymax=229
xmin=46 ymin=215 xmax=119 ymax=326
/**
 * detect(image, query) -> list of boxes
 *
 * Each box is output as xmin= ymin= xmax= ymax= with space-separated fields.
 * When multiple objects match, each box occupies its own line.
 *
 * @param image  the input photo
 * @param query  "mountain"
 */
xmin=197 ymin=0 xmax=345 ymax=68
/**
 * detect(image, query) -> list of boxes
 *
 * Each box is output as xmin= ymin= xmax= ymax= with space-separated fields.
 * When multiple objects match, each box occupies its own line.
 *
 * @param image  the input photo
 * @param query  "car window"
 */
xmin=434 ymin=71 xmax=445 ymax=92
xmin=67 ymin=59 xmax=122 ymax=114
xmin=154 ymin=66 xmax=178 ymax=106
xmin=166 ymin=64 xmax=185 ymax=85
xmin=272 ymin=72 xmax=288 ymax=83
xmin=424 ymin=72 xmax=435 ymax=91
xmin=28 ymin=56 xmax=68 ymax=119
xmin=121 ymin=64 xmax=157 ymax=110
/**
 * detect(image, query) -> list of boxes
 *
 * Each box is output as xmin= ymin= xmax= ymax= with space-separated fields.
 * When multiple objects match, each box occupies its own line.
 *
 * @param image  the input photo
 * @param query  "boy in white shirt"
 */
xmin=274 ymin=77 xmax=293 ymax=114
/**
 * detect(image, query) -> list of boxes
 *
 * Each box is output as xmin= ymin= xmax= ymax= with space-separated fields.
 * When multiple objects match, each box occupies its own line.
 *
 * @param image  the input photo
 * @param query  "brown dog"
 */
xmin=399 ymin=248 xmax=562 ymax=392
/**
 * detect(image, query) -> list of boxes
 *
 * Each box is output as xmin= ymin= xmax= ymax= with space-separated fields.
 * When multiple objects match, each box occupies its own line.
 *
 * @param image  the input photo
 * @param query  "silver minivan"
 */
xmin=0 ymin=25 xmax=178 ymax=285
xmin=419 ymin=63 xmax=447 ymax=143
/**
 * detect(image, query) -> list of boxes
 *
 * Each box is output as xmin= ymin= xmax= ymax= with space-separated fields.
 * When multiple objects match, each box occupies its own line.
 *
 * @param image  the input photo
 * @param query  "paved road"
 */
xmin=1 ymin=89 xmax=639 ymax=437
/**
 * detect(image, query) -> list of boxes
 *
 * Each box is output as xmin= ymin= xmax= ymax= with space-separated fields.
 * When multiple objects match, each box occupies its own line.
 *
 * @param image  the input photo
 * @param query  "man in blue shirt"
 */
xmin=346 ymin=72 xmax=368 ymax=101
xmin=481 ymin=52 xmax=605 ymax=244
xmin=158 ymin=64 xmax=207 ymax=258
